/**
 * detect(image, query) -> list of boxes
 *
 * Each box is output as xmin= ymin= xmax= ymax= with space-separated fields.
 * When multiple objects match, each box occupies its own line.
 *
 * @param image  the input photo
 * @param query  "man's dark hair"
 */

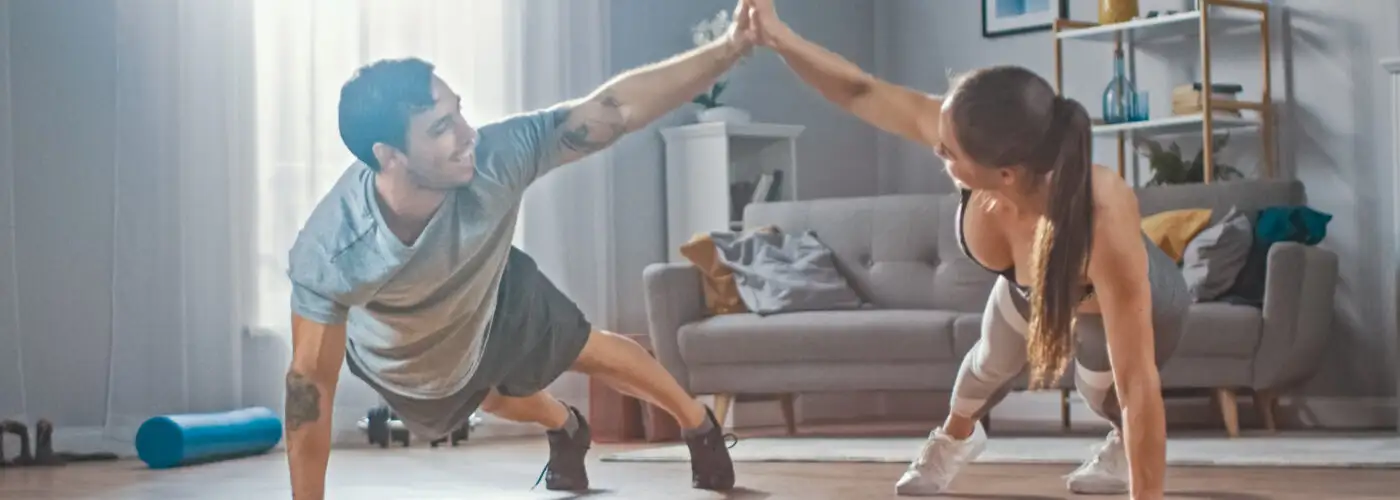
xmin=337 ymin=58 xmax=437 ymax=171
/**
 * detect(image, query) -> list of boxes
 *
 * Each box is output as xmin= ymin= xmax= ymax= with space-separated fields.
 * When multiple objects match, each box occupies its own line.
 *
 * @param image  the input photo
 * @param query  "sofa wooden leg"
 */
xmin=779 ymin=394 xmax=798 ymax=435
xmin=1215 ymin=388 xmax=1240 ymax=438
xmin=712 ymin=394 xmax=735 ymax=429
xmin=1253 ymin=390 xmax=1278 ymax=432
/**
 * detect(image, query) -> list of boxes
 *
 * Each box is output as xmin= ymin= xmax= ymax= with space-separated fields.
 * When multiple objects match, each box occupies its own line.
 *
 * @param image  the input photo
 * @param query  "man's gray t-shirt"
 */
xmin=286 ymin=106 xmax=566 ymax=400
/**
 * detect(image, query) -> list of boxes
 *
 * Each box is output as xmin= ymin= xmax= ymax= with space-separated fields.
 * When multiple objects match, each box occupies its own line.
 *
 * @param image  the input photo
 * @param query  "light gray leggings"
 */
xmin=950 ymin=276 xmax=1187 ymax=425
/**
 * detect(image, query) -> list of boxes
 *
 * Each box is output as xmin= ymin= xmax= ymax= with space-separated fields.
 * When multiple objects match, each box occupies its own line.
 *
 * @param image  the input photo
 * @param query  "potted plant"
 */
xmin=1135 ymin=133 xmax=1246 ymax=185
xmin=691 ymin=10 xmax=751 ymax=124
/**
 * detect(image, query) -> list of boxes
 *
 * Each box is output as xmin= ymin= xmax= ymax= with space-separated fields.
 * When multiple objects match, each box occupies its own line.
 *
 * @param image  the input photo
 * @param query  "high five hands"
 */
xmin=728 ymin=0 xmax=791 ymax=50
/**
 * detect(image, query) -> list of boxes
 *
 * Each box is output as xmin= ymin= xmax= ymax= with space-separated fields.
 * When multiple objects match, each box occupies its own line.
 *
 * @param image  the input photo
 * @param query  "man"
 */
xmin=282 ymin=3 xmax=756 ymax=497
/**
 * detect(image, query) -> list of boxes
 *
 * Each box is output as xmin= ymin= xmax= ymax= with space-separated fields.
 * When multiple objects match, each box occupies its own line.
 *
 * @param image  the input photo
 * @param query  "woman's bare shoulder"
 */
xmin=1089 ymin=164 xmax=1140 ymax=217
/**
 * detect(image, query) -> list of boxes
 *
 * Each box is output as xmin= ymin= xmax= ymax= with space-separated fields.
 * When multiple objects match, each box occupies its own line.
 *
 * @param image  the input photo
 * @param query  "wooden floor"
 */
xmin=3 ymin=430 xmax=1398 ymax=499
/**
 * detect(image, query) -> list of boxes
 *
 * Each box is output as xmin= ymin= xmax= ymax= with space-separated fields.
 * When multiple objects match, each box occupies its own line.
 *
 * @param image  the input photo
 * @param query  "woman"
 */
xmin=743 ymin=1 xmax=1188 ymax=499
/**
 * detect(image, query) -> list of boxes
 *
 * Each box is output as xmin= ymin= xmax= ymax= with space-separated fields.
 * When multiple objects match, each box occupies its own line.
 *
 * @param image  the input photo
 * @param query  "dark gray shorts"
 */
xmin=347 ymin=247 xmax=593 ymax=438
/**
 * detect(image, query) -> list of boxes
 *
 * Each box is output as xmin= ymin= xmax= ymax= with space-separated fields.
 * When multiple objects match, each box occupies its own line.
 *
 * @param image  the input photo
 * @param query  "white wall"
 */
xmin=1248 ymin=0 xmax=1399 ymax=403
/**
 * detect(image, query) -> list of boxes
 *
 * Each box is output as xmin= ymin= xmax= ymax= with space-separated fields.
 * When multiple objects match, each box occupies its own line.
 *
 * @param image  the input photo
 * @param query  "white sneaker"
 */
xmin=1065 ymin=429 xmax=1130 ymax=494
xmin=894 ymin=422 xmax=987 ymax=496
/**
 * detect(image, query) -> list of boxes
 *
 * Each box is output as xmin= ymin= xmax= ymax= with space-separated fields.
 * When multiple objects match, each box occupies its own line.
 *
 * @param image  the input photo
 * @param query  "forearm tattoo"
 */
xmin=284 ymin=371 xmax=321 ymax=431
xmin=558 ymin=92 xmax=627 ymax=156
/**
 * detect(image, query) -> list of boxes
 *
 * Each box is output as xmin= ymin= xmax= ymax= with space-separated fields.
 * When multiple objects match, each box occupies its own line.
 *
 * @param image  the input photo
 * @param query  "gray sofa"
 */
xmin=643 ymin=179 xmax=1338 ymax=437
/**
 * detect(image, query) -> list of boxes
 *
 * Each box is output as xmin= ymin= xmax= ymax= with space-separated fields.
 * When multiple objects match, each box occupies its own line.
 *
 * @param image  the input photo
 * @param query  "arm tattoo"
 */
xmin=557 ymin=93 xmax=627 ymax=157
xmin=284 ymin=371 xmax=321 ymax=431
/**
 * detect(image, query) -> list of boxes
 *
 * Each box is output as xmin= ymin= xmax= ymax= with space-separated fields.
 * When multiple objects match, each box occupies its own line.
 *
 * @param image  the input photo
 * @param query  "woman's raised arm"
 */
xmin=748 ymin=0 xmax=942 ymax=146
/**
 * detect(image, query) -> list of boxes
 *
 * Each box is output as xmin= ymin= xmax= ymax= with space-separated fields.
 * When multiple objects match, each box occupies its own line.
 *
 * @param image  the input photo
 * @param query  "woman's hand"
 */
xmin=1085 ymin=171 xmax=1167 ymax=499
xmin=742 ymin=0 xmax=941 ymax=146
xmin=745 ymin=0 xmax=794 ymax=49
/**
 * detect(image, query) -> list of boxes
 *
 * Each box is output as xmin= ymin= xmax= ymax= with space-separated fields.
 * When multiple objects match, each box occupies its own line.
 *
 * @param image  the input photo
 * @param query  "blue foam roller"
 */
xmin=135 ymin=407 xmax=283 ymax=469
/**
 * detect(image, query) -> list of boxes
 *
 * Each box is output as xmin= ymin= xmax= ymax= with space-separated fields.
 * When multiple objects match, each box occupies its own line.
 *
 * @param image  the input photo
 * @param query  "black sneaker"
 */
xmin=535 ymin=405 xmax=591 ymax=491
xmin=685 ymin=406 xmax=737 ymax=490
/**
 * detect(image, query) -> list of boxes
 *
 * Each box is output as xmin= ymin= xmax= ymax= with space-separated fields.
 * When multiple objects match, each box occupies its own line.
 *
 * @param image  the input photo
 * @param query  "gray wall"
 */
xmin=871 ymin=0 xmax=1400 ymax=405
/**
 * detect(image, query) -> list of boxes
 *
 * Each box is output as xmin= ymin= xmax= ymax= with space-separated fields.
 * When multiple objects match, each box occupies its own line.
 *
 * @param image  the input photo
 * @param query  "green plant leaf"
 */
xmin=1137 ymin=139 xmax=1164 ymax=157
xmin=1213 ymin=163 xmax=1245 ymax=181
xmin=1212 ymin=132 xmax=1231 ymax=152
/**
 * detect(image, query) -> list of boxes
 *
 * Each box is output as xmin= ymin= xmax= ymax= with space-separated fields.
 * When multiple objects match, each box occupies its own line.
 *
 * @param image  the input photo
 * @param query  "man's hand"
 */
xmin=726 ymin=0 xmax=760 ymax=49
xmin=547 ymin=0 xmax=756 ymax=167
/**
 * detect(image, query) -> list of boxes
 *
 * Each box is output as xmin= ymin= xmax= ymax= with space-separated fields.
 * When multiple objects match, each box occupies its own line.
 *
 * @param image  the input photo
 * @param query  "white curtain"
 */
xmin=0 ymin=0 xmax=23 ymax=424
xmin=100 ymin=0 xmax=257 ymax=442
xmin=511 ymin=0 xmax=617 ymax=420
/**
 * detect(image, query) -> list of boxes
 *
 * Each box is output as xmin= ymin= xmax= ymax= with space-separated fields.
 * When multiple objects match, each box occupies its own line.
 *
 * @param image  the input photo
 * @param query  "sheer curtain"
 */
xmin=102 ymin=0 xmax=259 ymax=442
xmin=0 ymin=0 xmax=22 ymax=425
xmin=511 ymin=0 xmax=616 ymax=420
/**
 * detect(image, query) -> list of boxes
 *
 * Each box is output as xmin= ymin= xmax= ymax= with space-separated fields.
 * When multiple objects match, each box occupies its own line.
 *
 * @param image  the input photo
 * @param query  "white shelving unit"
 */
xmin=1057 ymin=8 xmax=1261 ymax=44
xmin=1091 ymin=113 xmax=1257 ymax=137
xmin=1053 ymin=0 xmax=1274 ymax=183
xmin=660 ymin=121 xmax=803 ymax=263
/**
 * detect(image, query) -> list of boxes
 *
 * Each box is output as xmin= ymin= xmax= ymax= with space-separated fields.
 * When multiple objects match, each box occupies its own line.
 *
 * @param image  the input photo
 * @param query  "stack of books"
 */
xmin=1171 ymin=82 xmax=1243 ymax=117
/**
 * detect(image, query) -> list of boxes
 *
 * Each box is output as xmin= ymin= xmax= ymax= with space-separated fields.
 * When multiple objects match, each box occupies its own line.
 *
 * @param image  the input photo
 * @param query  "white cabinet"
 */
xmin=660 ymin=122 xmax=803 ymax=262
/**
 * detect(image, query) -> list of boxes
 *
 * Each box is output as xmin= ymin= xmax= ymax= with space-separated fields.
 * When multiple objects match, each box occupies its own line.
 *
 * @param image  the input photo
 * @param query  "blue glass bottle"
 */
xmin=1101 ymin=48 xmax=1136 ymax=124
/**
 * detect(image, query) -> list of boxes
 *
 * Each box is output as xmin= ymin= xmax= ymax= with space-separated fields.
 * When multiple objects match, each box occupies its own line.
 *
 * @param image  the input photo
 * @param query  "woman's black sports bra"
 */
xmin=954 ymin=189 xmax=1096 ymax=301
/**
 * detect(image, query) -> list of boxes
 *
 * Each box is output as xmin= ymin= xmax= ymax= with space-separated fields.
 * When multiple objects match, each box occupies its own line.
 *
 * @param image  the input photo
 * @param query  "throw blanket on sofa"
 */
xmin=709 ymin=229 xmax=864 ymax=315
xmin=1222 ymin=205 xmax=1333 ymax=307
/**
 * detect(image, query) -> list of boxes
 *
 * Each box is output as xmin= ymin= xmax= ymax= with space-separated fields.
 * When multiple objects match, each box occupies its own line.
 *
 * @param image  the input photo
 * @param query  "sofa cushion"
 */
xmin=711 ymin=229 xmax=864 ymax=315
xmin=678 ymin=310 xmax=960 ymax=365
xmin=1181 ymin=206 xmax=1254 ymax=302
xmin=1175 ymin=302 xmax=1262 ymax=357
xmin=679 ymin=231 xmax=755 ymax=315
xmin=743 ymin=194 xmax=997 ymax=314
xmin=1141 ymin=208 xmax=1214 ymax=262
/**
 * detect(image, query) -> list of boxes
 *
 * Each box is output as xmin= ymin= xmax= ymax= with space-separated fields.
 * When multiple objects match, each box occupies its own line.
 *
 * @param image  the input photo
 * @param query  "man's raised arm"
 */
xmin=548 ymin=1 xmax=754 ymax=166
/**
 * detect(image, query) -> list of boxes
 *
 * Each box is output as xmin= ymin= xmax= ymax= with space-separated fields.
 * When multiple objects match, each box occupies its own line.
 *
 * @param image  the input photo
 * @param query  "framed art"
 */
xmin=982 ymin=0 xmax=1070 ymax=38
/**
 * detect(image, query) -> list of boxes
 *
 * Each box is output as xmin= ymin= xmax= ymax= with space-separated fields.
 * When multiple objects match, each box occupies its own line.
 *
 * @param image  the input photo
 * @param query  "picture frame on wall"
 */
xmin=982 ymin=0 xmax=1070 ymax=38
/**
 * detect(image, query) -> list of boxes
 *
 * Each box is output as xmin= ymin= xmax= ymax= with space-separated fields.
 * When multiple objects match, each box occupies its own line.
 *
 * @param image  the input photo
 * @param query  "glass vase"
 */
xmin=1101 ymin=48 xmax=1136 ymax=124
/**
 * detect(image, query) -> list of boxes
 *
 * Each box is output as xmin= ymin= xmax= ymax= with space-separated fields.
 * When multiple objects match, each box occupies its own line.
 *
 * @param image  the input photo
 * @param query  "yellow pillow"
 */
xmin=1141 ymin=209 xmax=1213 ymax=262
